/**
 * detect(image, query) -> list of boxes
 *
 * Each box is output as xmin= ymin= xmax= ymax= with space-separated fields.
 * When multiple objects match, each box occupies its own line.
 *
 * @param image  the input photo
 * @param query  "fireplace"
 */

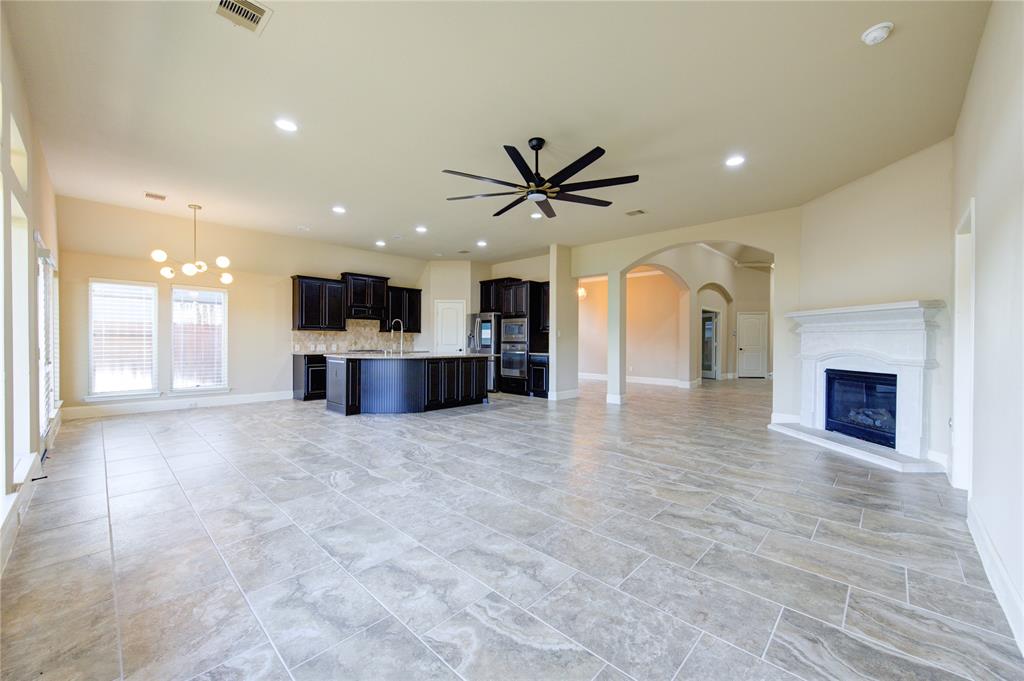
xmin=825 ymin=369 xmax=897 ymax=448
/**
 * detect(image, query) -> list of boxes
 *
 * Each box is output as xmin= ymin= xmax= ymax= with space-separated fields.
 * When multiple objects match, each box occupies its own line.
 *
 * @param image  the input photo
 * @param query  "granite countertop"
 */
xmin=324 ymin=352 xmax=492 ymax=360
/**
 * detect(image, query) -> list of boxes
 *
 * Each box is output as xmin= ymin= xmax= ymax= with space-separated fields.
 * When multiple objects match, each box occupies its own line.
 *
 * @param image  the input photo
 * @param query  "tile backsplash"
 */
xmin=292 ymin=320 xmax=419 ymax=354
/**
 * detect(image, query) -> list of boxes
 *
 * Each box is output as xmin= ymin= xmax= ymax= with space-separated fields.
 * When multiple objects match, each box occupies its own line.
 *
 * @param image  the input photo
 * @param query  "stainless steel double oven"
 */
xmin=499 ymin=318 xmax=528 ymax=379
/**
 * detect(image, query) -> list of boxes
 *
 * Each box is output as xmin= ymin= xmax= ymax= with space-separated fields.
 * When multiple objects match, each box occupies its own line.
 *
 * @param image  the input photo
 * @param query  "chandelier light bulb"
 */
xmin=194 ymin=260 xmax=208 ymax=273
xmin=219 ymin=272 xmax=234 ymax=285
xmin=160 ymin=266 xmax=175 ymax=279
xmin=215 ymin=255 xmax=231 ymax=268
xmin=150 ymin=249 xmax=168 ymax=263
xmin=182 ymin=262 xmax=198 ymax=276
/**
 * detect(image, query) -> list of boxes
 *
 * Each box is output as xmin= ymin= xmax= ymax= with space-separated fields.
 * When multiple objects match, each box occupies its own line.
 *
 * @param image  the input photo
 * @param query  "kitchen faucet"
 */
xmin=390 ymin=318 xmax=404 ymax=356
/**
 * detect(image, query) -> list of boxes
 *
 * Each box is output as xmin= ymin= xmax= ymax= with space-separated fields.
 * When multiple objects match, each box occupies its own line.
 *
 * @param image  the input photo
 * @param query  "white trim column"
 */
xmin=548 ymin=244 xmax=579 ymax=400
xmin=606 ymin=269 xmax=627 ymax=404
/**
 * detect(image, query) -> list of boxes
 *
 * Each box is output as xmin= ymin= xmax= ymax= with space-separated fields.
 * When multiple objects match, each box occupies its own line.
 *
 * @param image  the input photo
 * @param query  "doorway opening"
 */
xmin=701 ymin=309 xmax=720 ymax=380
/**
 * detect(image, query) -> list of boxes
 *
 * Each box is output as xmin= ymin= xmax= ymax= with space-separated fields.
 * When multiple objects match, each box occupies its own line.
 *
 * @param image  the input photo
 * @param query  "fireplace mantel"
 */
xmin=770 ymin=300 xmax=945 ymax=472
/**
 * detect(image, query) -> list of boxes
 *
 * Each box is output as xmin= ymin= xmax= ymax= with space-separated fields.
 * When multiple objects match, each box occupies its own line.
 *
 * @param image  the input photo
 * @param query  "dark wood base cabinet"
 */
xmin=293 ymin=354 xmax=326 ymax=400
xmin=528 ymin=354 xmax=549 ymax=399
xmin=327 ymin=356 xmax=487 ymax=415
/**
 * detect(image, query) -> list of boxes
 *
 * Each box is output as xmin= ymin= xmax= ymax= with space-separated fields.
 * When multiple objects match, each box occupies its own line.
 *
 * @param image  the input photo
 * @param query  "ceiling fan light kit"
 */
xmin=443 ymin=137 xmax=639 ymax=218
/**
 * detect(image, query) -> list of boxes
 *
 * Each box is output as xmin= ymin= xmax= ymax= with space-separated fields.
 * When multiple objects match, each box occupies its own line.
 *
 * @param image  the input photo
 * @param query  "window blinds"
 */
xmin=172 ymin=287 xmax=227 ymax=390
xmin=89 ymin=281 xmax=158 ymax=395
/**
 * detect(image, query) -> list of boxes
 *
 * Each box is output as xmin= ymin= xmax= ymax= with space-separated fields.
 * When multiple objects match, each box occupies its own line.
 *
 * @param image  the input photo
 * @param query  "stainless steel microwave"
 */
xmin=501 ymin=317 xmax=528 ymax=343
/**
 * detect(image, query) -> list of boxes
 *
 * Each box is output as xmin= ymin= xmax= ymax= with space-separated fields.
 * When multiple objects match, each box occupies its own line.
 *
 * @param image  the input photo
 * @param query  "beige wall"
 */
xmin=800 ymin=139 xmax=955 ymax=458
xmin=1 ymin=10 xmax=60 ymax=561
xmin=57 ymin=197 xmax=431 ymax=409
xmin=952 ymin=0 xmax=1023 ymax=647
xmin=490 ymin=254 xmax=549 ymax=282
xmin=579 ymin=249 xmax=770 ymax=385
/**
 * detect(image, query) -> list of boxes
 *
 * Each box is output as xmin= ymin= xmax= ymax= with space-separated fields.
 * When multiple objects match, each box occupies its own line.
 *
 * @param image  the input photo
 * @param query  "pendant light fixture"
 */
xmin=150 ymin=204 xmax=233 ymax=284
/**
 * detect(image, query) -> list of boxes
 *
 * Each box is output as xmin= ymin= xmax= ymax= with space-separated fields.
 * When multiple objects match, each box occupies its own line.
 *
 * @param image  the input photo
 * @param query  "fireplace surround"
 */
xmin=770 ymin=300 xmax=945 ymax=472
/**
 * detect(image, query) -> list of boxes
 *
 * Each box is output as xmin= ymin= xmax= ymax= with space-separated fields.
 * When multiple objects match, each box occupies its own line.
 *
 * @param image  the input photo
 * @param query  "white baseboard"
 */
xmin=62 ymin=390 xmax=293 ymax=421
xmin=606 ymin=393 xmax=624 ymax=405
xmin=722 ymin=373 xmax=737 ymax=380
xmin=578 ymin=373 xmax=701 ymax=389
xmin=968 ymin=499 xmax=1024 ymax=654
xmin=771 ymin=412 xmax=800 ymax=424
xmin=926 ymin=448 xmax=950 ymax=473
xmin=547 ymin=389 xmax=579 ymax=401
xmin=1 ymin=455 xmax=44 ymax=574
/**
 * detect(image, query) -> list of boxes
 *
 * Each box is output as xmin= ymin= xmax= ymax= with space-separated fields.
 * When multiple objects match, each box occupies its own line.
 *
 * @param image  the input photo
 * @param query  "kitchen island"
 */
xmin=325 ymin=353 xmax=491 ymax=415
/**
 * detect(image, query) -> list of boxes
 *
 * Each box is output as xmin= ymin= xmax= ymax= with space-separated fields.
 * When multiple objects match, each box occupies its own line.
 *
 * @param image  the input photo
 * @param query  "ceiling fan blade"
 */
xmin=537 ymin=199 xmax=556 ymax=218
xmin=447 ymin=191 xmax=521 ymax=201
xmin=551 ymin=193 xmax=612 ymax=207
xmin=442 ymin=169 xmax=523 ymax=189
xmin=504 ymin=145 xmax=536 ymax=185
xmin=493 ymin=196 xmax=526 ymax=217
xmin=546 ymin=146 xmax=606 ymax=187
xmin=558 ymin=175 xmax=639 ymax=193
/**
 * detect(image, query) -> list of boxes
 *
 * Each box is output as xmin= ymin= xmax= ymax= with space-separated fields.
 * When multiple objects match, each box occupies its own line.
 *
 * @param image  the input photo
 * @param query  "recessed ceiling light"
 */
xmin=477 ymin=241 xmax=487 ymax=247
xmin=725 ymin=155 xmax=745 ymax=167
xmin=332 ymin=205 xmax=346 ymax=214
xmin=297 ymin=225 xmax=310 ymax=232
xmin=861 ymin=21 xmax=894 ymax=46
xmin=457 ymin=250 xmax=470 ymax=254
xmin=375 ymin=240 xmax=386 ymax=247
xmin=274 ymin=118 xmax=298 ymax=132
xmin=433 ymin=252 xmax=444 ymax=257
xmin=530 ymin=212 xmax=543 ymax=220
xmin=415 ymin=225 xmax=428 ymax=233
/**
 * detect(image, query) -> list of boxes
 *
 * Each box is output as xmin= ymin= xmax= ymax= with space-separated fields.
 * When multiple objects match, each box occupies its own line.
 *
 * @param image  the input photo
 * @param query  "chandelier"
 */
xmin=150 ymin=204 xmax=233 ymax=284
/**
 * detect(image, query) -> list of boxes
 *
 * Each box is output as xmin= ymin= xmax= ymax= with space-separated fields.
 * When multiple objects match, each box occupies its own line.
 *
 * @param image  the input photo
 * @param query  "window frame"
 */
xmin=170 ymin=284 xmax=229 ymax=394
xmin=87 ymin=278 xmax=159 ymax=399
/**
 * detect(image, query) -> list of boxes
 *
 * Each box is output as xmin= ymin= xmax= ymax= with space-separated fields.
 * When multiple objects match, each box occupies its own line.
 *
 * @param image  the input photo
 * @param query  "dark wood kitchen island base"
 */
xmin=325 ymin=354 xmax=489 ymax=415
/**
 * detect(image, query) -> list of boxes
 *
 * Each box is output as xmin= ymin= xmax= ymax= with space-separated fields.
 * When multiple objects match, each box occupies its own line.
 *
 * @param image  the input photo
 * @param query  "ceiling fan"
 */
xmin=443 ymin=137 xmax=639 ymax=218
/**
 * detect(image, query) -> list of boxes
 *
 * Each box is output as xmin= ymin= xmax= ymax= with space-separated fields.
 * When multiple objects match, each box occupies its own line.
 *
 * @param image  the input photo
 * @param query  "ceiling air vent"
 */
xmin=144 ymin=192 xmax=166 ymax=201
xmin=626 ymin=209 xmax=646 ymax=217
xmin=215 ymin=0 xmax=272 ymax=35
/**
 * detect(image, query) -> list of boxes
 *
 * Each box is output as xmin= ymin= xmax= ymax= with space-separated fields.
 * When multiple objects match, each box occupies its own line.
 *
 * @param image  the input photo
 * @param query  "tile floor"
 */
xmin=2 ymin=379 xmax=1021 ymax=681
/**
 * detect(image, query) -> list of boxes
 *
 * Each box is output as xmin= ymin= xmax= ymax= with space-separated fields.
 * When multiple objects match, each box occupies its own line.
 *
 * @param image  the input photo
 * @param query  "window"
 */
xmin=172 ymin=287 xmax=228 ymax=390
xmin=89 ymin=280 xmax=158 ymax=396
xmin=37 ymin=252 xmax=58 ymax=434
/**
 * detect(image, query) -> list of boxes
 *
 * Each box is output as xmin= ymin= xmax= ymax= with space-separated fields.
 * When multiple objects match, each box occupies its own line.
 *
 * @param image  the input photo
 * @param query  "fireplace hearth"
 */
xmin=825 ymin=369 xmax=897 ymax=448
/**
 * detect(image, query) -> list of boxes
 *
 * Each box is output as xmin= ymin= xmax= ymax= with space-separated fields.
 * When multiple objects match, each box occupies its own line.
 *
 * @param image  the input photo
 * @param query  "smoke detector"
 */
xmin=215 ymin=0 xmax=273 ymax=35
xmin=861 ymin=22 xmax=893 ymax=46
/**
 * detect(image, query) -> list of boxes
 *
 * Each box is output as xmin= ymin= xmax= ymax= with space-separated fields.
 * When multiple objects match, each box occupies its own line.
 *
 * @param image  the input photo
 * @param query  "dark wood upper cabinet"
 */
xmin=539 ymin=282 xmax=550 ymax=333
xmin=380 ymin=286 xmax=422 ymax=333
xmin=479 ymin=277 xmax=521 ymax=314
xmin=341 ymin=272 xmax=388 ymax=319
xmin=292 ymin=276 xmax=346 ymax=331
xmin=501 ymin=281 xmax=529 ymax=317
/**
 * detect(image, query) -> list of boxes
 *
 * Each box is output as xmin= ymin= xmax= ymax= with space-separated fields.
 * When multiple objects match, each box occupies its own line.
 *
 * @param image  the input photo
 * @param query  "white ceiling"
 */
xmin=6 ymin=1 xmax=987 ymax=262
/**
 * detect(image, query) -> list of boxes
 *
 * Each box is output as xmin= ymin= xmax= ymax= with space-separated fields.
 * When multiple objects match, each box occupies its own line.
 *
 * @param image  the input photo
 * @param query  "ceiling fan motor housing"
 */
xmin=528 ymin=137 xmax=546 ymax=151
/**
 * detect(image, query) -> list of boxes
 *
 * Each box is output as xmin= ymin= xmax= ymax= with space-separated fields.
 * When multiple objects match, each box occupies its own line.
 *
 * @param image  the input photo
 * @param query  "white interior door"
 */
xmin=434 ymin=300 xmax=466 ymax=354
xmin=737 ymin=312 xmax=768 ymax=378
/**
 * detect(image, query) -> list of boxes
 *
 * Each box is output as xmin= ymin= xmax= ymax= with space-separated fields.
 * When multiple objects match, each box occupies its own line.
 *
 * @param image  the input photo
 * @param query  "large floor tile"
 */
xmin=277 ymin=490 xmax=364 ymax=532
xmin=198 ymin=496 xmax=293 ymax=545
xmin=621 ymin=556 xmax=781 ymax=656
xmin=461 ymin=497 xmax=560 ymax=541
xmin=293 ymin=616 xmax=457 ymax=681
xmin=705 ymin=495 xmax=819 ymax=539
xmin=756 ymin=530 xmax=908 ymax=601
xmin=248 ymin=562 xmax=388 ymax=668
xmin=651 ymin=504 xmax=767 ymax=552
xmin=676 ymin=634 xmax=796 ymax=680
xmin=424 ymin=591 xmax=604 ymax=681
xmin=311 ymin=514 xmax=418 ymax=573
xmin=530 ymin=573 xmax=700 ymax=681
xmin=766 ymin=608 xmax=963 ymax=681
xmin=5 ymin=516 xmax=110 ymax=575
xmin=114 ymin=535 xmax=230 ymax=615
xmin=355 ymin=545 xmax=489 ymax=634
xmin=845 ymin=588 xmax=1024 ymax=680
xmin=221 ymin=524 xmax=330 ymax=592
xmin=593 ymin=511 xmax=712 ymax=568
xmin=526 ymin=521 xmax=647 ymax=586
xmin=813 ymin=519 xmax=964 ymax=581
xmin=120 ymin=579 xmax=266 ymax=681
xmin=193 ymin=642 xmax=290 ymax=681
xmin=19 ymin=492 xmax=107 ymax=534
xmin=446 ymin=532 xmax=576 ymax=607
xmin=907 ymin=569 xmax=1014 ymax=637
xmin=693 ymin=542 xmax=848 ymax=625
